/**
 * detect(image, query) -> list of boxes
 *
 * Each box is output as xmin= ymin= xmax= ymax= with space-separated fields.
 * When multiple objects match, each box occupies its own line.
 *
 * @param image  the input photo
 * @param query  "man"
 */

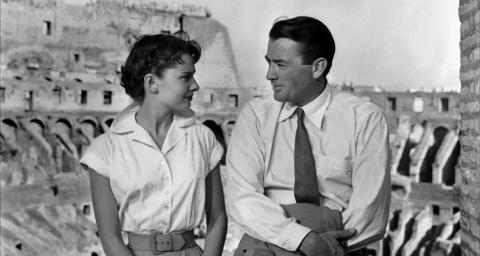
xmin=226 ymin=16 xmax=390 ymax=256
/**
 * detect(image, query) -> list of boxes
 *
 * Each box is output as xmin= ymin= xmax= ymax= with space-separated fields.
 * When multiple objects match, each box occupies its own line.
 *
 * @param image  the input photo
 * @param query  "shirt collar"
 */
xmin=110 ymin=103 xmax=196 ymax=133
xmin=278 ymin=85 xmax=332 ymax=130
xmin=110 ymin=103 xmax=196 ymax=153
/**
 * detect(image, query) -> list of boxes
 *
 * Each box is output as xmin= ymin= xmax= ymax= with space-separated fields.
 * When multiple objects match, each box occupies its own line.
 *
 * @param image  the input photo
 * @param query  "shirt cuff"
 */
xmin=80 ymin=152 xmax=109 ymax=178
xmin=275 ymin=221 xmax=312 ymax=251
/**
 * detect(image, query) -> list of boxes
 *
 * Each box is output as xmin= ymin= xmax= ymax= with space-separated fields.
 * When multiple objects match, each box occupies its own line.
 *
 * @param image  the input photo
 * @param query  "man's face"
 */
xmin=265 ymin=38 xmax=315 ymax=106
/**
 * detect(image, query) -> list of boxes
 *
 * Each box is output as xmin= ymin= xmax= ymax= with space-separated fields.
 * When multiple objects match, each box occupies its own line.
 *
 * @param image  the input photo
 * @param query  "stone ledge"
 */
xmin=0 ymin=173 xmax=91 ymax=213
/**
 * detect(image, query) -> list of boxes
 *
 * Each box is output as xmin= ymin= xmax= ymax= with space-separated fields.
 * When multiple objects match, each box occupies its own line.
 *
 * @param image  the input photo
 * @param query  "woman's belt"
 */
xmin=127 ymin=230 xmax=196 ymax=254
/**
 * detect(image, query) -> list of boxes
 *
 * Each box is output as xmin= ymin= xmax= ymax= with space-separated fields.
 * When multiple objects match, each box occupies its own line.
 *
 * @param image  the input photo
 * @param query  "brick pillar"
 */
xmin=459 ymin=0 xmax=480 ymax=255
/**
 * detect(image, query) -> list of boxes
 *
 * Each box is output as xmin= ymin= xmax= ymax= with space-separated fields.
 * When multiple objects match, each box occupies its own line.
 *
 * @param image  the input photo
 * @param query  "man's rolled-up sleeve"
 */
xmin=342 ymin=109 xmax=391 ymax=250
xmin=226 ymin=102 xmax=311 ymax=251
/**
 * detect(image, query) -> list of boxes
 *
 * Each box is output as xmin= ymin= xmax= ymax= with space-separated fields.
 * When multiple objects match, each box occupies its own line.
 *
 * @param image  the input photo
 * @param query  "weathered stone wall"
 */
xmin=349 ymin=89 xmax=461 ymax=132
xmin=458 ymin=0 xmax=480 ymax=255
xmin=0 ymin=76 xmax=131 ymax=113
xmin=184 ymin=16 xmax=241 ymax=89
xmin=0 ymin=0 xmax=241 ymax=113
xmin=1 ymin=110 xmax=464 ymax=256
xmin=0 ymin=112 xmax=107 ymax=255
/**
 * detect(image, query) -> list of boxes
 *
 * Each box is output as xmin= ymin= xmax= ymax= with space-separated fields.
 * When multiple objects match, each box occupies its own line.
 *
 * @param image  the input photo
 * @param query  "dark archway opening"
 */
xmin=203 ymin=120 xmax=227 ymax=165
xmin=419 ymin=126 xmax=448 ymax=183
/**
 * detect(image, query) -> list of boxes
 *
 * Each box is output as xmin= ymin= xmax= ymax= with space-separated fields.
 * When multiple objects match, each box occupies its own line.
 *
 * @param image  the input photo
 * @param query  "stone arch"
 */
xmin=409 ymin=121 xmax=433 ymax=182
xmin=433 ymin=126 xmax=449 ymax=143
xmin=79 ymin=117 xmax=99 ymax=139
xmin=390 ymin=115 xmax=412 ymax=175
xmin=104 ymin=118 xmax=114 ymax=127
xmin=79 ymin=116 xmax=98 ymax=126
xmin=442 ymin=140 xmax=460 ymax=186
xmin=199 ymin=117 xmax=222 ymax=125
xmin=222 ymin=119 xmax=237 ymax=145
xmin=54 ymin=118 xmax=73 ymax=137
xmin=419 ymin=126 xmax=449 ymax=183
xmin=27 ymin=118 xmax=46 ymax=136
xmin=203 ymin=119 xmax=227 ymax=165
xmin=100 ymin=116 xmax=115 ymax=133
xmin=431 ymin=128 xmax=460 ymax=186
xmin=396 ymin=122 xmax=425 ymax=176
xmin=203 ymin=119 xmax=219 ymax=125
xmin=1 ymin=118 xmax=19 ymax=142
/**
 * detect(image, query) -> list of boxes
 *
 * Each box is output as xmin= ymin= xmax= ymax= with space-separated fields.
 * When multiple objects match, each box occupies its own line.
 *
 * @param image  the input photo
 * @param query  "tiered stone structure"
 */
xmin=458 ymin=0 xmax=480 ymax=255
xmin=0 ymin=0 xmax=476 ymax=255
xmin=0 ymin=0 xmax=248 ymax=255
xmin=338 ymin=85 xmax=461 ymax=132
xmin=0 ymin=0 xmax=251 ymax=123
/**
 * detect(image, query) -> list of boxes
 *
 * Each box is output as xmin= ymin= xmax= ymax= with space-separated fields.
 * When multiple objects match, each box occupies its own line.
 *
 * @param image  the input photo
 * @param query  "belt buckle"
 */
xmin=149 ymin=232 xmax=173 ymax=255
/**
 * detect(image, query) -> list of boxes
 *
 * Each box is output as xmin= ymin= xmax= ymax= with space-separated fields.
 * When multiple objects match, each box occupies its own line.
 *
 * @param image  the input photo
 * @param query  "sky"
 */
xmin=67 ymin=0 xmax=462 ymax=92
xmin=201 ymin=0 xmax=461 ymax=92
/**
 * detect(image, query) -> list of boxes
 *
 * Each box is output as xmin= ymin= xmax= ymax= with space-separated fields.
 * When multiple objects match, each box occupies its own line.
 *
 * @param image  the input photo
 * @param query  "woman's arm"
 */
xmin=88 ymin=167 xmax=133 ymax=256
xmin=203 ymin=164 xmax=228 ymax=256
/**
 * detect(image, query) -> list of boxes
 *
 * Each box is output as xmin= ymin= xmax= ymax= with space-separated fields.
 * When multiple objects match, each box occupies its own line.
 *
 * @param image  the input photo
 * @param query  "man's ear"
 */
xmin=144 ymin=74 xmax=159 ymax=93
xmin=311 ymin=58 xmax=328 ymax=79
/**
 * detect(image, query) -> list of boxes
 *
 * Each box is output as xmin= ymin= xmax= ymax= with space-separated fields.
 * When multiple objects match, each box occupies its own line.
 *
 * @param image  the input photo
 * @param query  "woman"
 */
xmin=80 ymin=34 xmax=227 ymax=256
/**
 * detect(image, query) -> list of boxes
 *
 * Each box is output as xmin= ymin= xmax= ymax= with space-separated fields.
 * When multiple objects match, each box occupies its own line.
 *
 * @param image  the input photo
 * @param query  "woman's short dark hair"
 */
xmin=269 ymin=16 xmax=335 ymax=76
xmin=120 ymin=34 xmax=201 ymax=102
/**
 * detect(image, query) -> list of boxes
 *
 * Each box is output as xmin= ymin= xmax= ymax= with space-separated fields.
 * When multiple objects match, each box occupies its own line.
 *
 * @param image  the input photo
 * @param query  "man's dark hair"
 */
xmin=120 ymin=34 xmax=201 ymax=102
xmin=269 ymin=16 xmax=335 ymax=76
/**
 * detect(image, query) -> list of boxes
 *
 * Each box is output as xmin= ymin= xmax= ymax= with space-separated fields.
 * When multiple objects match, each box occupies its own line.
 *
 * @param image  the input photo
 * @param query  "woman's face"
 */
xmin=153 ymin=54 xmax=199 ymax=115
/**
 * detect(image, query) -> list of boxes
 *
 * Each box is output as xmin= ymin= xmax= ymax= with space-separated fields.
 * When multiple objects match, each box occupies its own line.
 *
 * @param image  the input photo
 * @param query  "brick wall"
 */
xmin=458 ymin=0 xmax=480 ymax=255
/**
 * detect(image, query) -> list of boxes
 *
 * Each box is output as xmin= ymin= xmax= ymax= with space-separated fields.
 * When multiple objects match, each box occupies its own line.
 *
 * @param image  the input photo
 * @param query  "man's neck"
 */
xmin=291 ymin=81 xmax=326 ymax=107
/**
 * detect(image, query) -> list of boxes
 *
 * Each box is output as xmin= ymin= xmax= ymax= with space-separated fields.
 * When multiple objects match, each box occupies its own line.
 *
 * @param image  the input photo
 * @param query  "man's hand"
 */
xmin=298 ymin=229 xmax=357 ymax=256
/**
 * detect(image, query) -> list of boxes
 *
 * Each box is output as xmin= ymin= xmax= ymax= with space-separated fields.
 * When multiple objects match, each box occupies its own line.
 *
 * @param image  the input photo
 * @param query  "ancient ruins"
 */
xmin=1 ymin=0 xmax=478 ymax=255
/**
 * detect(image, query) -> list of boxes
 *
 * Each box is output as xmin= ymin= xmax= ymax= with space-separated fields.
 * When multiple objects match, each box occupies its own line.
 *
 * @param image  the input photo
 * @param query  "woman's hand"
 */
xmin=88 ymin=167 xmax=134 ymax=256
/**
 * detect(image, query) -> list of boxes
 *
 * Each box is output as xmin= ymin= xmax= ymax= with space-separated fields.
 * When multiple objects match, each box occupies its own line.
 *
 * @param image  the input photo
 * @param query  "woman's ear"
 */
xmin=311 ymin=58 xmax=328 ymax=79
xmin=144 ymin=74 xmax=159 ymax=93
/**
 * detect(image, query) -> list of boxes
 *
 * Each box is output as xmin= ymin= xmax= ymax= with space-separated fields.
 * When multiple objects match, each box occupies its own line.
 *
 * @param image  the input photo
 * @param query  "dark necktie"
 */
xmin=294 ymin=108 xmax=320 ymax=205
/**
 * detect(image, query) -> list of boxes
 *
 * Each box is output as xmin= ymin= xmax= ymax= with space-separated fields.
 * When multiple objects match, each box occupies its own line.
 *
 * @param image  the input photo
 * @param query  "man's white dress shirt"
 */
xmin=226 ymin=86 xmax=390 ymax=251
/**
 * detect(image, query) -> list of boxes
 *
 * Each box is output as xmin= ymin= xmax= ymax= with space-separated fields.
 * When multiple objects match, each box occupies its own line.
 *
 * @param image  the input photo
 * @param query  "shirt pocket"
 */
xmin=316 ymin=155 xmax=353 ymax=186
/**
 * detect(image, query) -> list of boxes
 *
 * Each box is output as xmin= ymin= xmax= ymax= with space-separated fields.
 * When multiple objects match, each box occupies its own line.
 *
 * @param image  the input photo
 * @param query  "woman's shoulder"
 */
xmin=84 ymin=132 xmax=113 ymax=154
xmin=186 ymin=122 xmax=216 ymax=140
xmin=87 ymin=129 xmax=129 ymax=154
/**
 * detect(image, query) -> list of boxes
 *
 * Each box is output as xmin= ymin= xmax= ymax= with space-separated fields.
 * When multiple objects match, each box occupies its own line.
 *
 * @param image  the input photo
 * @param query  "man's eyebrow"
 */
xmin=181 ymin=71 xmax=195 ymax=75
xmin=265 ymin=56 xmax=287 ymax=64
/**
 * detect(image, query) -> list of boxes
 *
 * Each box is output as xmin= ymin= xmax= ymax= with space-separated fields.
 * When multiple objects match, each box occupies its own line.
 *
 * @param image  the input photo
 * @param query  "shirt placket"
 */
xmin=158 ymin=154 xmax=173 ymax=233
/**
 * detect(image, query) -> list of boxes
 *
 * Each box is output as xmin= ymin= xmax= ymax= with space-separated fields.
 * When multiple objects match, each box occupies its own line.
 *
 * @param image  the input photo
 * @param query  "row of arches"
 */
xmin=1 ymin=115 xmax=238 ymax=145
xmin=1 ymin=116 xmax=236 ymax=143
xmin=0 ymin=115 xmax=237 ymax=158
xmin=0 ymin=116 xmax=116 ymax=142
xmin=1 ymin=114 xmax=118 ymax=185
xmin=391 ymin=122 xmax=460 ymax=186
xmin=0 ymin=115 xmax=236 ymax=186
xmin=3 ymin=114 xmax=458 ymax=185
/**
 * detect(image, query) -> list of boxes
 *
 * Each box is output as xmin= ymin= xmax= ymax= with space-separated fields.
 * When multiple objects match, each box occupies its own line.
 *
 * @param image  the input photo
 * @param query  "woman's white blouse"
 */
xmin=80 ymin=105 xmax=223 ymax=234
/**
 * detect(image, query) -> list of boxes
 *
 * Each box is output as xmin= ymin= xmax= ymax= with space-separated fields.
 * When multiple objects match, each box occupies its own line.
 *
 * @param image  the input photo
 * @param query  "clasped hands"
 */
xmin=281 ymin=203 xmax=356 ymax=256
xmin=298 ymin=228 xmax=357 ymax=256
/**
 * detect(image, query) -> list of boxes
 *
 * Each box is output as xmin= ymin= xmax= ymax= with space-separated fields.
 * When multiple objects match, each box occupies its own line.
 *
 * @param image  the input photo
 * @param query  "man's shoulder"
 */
xmin=241 ymin=96 xmax=283 ymax=118
xmin=330 ymin=88 xmax=383 ymax=115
